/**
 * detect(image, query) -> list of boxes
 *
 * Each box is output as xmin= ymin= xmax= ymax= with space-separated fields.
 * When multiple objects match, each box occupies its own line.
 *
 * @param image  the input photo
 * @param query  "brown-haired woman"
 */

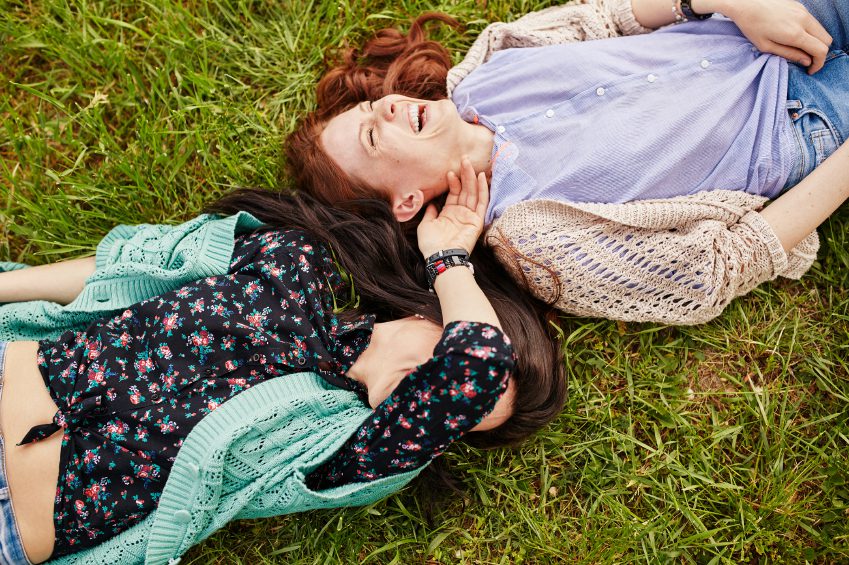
xmin=0 ymin=171 xmax=564 ymax=563
xmin=287 ymin=0 xmax=849 ymax=325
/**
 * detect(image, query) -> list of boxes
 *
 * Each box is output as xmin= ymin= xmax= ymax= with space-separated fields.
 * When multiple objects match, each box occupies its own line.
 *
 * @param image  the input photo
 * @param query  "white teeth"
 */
xmin=408 ymin=105 xmax=421 ymax=133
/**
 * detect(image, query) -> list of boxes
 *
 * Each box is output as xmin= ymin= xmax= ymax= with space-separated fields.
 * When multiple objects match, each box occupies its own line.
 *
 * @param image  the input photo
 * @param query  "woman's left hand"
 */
xmin=722 ymin=0 xmax=832 ymax=74
xmin=417 ymin=157 xmax=489 ymax=259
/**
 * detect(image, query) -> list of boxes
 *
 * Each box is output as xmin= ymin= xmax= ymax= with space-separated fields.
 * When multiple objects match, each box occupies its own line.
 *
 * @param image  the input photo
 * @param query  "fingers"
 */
xmin=459 ymin=157 xmax=477 ymax=210
xmin=446 ymin=171 xmax=461 ymax=207
xmin=764 ymin=40 xmax=813 ymax=67
xmin=422 ymin=203 xmax=439 ymax=222
xmin=475 ymin=172 xmax=490 ymax=220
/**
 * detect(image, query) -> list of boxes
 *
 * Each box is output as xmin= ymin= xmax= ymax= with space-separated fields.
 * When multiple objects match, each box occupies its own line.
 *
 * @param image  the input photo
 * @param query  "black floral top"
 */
xmin=34 ymin=229 xmax=513 ymax=558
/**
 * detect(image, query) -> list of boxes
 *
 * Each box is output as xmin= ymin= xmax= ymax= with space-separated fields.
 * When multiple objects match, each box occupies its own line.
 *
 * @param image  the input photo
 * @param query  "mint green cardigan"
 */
xmin=0 ymin=214 xmax=423 ymax=564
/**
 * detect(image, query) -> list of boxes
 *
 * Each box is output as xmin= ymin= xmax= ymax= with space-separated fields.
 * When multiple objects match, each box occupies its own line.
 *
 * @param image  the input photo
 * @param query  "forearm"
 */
xmin=432 ymin=267 xmax=501 ymax=329
xmin=630 ymin=0 xmax=731 ymax=28
xmin=760 ymin=141 xmax=849 ymax=252
xmin=0 ymin=256 xmax=95 ymax=305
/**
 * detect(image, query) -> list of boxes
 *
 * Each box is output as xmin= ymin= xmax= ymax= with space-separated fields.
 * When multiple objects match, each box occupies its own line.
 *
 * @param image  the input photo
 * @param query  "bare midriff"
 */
xmin=2 ymin=341 xmax=60 ymax=564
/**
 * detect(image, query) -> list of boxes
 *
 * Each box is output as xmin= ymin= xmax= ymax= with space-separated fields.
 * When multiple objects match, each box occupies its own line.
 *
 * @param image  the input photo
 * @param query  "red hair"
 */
xmin=285 ymin=13 xmax=459 ymax=205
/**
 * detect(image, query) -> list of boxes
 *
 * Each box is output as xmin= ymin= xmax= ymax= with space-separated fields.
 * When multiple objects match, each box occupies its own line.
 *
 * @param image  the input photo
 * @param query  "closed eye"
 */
xmin=367 ymin=127 xmax=375 ymax=148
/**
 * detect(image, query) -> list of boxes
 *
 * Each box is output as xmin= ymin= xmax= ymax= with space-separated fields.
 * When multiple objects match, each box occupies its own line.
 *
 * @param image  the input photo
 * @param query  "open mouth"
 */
xmin=408 ymin=103 xmax=426 ymax=133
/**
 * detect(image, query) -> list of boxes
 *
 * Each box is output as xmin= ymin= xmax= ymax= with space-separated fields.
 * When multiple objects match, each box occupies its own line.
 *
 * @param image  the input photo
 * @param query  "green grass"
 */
xmin=2 ymin=0 xmax=849 ymax=563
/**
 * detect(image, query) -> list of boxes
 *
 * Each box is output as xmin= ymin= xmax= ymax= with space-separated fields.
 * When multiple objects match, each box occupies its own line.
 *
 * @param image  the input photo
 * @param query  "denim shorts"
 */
xmin=0 ymin=342 xmax=33 ymax=565
xmin=783 ymin=0 xmax=849 ymax=189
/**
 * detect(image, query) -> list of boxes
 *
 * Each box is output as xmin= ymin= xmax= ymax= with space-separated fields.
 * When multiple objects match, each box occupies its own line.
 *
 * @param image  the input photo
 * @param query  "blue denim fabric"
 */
xmin=0 ymin=342 xmax=33 ymax=565
xmin=783 ymin=0 xmax=849 ymax=189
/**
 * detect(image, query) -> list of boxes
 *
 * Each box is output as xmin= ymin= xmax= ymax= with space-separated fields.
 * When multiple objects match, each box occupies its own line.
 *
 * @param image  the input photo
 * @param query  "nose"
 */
xmin=380 ymin=99 xmax=396 ymax=122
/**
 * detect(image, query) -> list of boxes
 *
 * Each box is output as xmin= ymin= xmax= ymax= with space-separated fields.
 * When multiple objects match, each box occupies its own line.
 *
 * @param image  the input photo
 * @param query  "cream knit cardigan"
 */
xmin=447 ymin=0 xmax=819 ymax=325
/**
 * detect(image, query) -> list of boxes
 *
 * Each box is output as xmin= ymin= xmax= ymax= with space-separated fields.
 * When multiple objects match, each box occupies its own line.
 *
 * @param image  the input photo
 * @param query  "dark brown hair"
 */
xmin=285 ymin=13 xmax=458 ymax=206
xmin=208 ymin=189 xmax=566 ymax=449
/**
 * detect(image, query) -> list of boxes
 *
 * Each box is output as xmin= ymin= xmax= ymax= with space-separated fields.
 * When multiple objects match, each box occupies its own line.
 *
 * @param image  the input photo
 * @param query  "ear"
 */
xmin=391 ymin=189 xmax=426 ymax=222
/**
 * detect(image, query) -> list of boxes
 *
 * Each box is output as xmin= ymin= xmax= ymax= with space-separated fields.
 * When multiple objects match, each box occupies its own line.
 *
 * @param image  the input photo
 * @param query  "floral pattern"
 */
xmin=35 ymin=229 xmax=513 ymax=558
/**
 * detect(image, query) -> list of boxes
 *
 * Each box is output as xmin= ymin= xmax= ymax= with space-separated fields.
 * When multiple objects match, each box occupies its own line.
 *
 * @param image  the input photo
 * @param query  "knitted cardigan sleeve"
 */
xmin=486 ymin=192 xmax=819 ymax=325
xmin=0 ymin=212 xmax=263 ymax=341
xmin=447 ymin=0 xmax=651 ymax=95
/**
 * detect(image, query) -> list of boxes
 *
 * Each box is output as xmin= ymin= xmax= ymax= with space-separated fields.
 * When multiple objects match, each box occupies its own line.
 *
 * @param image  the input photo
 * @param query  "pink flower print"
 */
xmin=460 ymin=382 xmax=478 ymax=398
xmin=120 ymin=309 xmax=134 ymax=320
xmin=157 ymin=345 xmax=173 ymax=360
xmin=207 ymin=400 xmax=219 ymax=411
xmin=109 ymin=332 xmax=132 ymax=349
xmin=105 ymin=420 xmax=128 ymax=435
xmin=401 ymin=441 xmax=422 ymax=451
xmin=302 ymin=244 xmax=313 ymax=253
xmin=88 ymin=366 xmax=106 ymax=385
xmin=244 ymin=281 xmax=261 ymax=299
xmin=190 ymin=330 xmax=211 ymax=347
xmin=221 ymin=336 xmax=235 ymax=350
xmin=212 ymin=304 xmax=226 ymax=316
xmin=128 ymin=385 xmax=144 ymax=405
xmin=224 ymin=359 xmax=238 ymax=372
xmin=86 ymin=341 xmax=101 ymax=361
xmin=74 ymin=499 xmax=88 ymax=518
xmin=190 ymin=298 xmax=205 ymax=314
xmin=176 ymin=288 xmax=192 ymax=298
xmin=398 ymin=416 xmax=412 ymax=429
xmin=298 ymin=254 xmax=311 ymax=273
xmin=122 ymin=475 xmax=134 ymax=485
xmin=82 ymin=450 xmax=96 ymax=464
xmin=157 ymin=417 xmax=177 ymax=433
xmin=162 ymin=312 xmax=181 ymax=333
xmin=444 ymin=415 xmax=467 ymax=430
xmin=134 ymin=357 xmax=154 ymax=376
xmin=246 ymin=311 xmax=267 ymax=327
xmin=228 ymin=377 xmax=247 ymax=387
xmin=469 ymin=346 xmax=496 ymax=360
xmin=481 ymin=326 xmax=497 ymax=339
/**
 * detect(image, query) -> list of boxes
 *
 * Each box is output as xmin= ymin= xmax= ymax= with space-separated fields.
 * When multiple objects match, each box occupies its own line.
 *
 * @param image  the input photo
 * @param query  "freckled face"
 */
xmin=321 ymin=94 xmax=468 ymax=198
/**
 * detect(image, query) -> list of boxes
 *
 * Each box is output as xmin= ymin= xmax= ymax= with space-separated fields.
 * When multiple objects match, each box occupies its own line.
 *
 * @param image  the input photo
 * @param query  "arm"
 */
xmin=306 ymin=159 xmax=513 ymax=488
xmin=761 ymin=140 xmax=849 ymax=252
xmin=485 ymin=190 xmax=819 ymax=325
xmin=632 ymin=0 xmax=833 ymax=74
xmin=0 ymin=256 xmax=94 ymax=305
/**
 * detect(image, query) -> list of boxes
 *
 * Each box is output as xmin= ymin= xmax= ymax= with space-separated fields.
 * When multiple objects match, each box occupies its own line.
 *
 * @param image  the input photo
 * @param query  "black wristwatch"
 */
xmin=679 ymin=0 xmax=713 ymax=20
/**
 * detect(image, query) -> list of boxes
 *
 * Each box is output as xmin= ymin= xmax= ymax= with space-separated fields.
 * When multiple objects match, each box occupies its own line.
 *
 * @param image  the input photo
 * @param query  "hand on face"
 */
xmin=416 ymin=157 xmax=489 ymax=258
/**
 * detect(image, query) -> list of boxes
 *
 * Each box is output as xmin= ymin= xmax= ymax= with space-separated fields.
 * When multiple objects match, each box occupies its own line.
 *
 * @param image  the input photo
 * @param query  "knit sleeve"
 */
xmin=447 ymin=0 xmax=651 ymax=95
xmin=305 ymin=322 xmax=513 ymax=489
xmin=485 ymin=197 xmax=818 ymax=325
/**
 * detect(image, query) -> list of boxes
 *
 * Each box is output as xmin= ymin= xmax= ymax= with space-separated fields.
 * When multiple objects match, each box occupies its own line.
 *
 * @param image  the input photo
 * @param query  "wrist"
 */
xmin=691 ymin=0 xmax=731 ymax=16
xmin=432 ymin=263 xmax=476 ymax=294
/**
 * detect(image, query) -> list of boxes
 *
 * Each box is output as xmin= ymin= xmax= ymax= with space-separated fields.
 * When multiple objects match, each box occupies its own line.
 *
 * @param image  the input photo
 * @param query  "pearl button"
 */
xmin=700 ymin=59 xmax=711 ymax=69
xmin=496 ymin=125 xmax=506 ymax=133
xmin=596 ymin=87 xmax=606 ymax=96
xmin=647 ymin=74 xmax=657 ymax=83
xmin=545 ymin=109 xmax=555 ymax=118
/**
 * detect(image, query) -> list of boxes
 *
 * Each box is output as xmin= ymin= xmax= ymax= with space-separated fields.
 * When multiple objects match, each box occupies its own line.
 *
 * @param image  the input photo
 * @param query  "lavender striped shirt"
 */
xmin=451 ymin=17 xmax=797 ymax=224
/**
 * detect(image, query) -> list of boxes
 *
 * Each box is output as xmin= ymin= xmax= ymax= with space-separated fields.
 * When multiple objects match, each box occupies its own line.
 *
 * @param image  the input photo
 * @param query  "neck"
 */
xmin=460 ymin=120 xmax=495 ymax=176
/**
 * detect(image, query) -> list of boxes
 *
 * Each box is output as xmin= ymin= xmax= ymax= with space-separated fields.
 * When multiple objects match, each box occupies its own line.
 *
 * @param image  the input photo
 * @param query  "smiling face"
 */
xmin=321 ymin=94 xmax=480 ymax=221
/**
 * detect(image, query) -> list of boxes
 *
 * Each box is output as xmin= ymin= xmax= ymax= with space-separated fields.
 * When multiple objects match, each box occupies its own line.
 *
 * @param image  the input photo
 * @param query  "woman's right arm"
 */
xmin=0 ymin=256 xmax=94 ymax=305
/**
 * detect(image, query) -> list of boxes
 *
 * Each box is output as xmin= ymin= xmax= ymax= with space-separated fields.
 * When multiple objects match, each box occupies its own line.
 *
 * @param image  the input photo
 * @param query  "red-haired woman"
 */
xmin=288 ymin=0 xmax=849 ymax=325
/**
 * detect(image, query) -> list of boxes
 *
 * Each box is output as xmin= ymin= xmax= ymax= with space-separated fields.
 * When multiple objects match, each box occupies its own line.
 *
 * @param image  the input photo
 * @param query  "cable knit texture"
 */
xmin=448 ymin=0 xmax=819 ymax=325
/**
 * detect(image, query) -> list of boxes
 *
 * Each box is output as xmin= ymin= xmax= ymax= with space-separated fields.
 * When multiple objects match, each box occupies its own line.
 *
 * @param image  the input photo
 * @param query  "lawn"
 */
xmin=2 ymin=0 xmax=848 ymax=563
